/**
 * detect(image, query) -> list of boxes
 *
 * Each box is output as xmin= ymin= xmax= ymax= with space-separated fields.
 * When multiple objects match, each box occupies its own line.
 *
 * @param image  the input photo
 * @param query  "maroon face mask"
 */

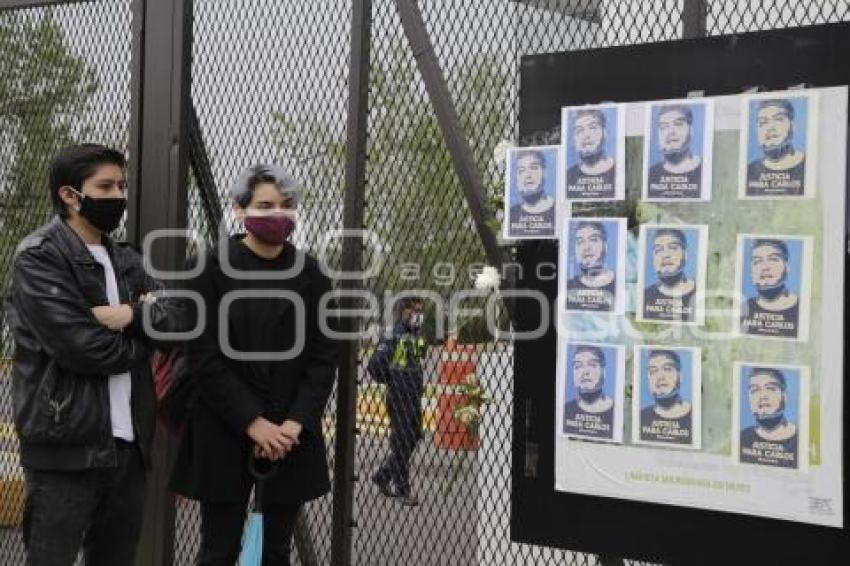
xmin=244 ymin=214 xmax=296 ymax=245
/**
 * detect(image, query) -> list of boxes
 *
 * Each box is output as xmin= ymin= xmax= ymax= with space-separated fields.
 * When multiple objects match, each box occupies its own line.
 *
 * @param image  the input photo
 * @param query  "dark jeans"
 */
xmin=374 ymin=379 xmax=423 ymax=494
xmin=22 ymin=439 xmax=147 ymax=566
xmin=198 ymin=498 xmax=301 ymax=566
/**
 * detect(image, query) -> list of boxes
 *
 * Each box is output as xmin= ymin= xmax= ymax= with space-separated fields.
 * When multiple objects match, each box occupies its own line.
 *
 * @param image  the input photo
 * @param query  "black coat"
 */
xmin=170 ymin=236 xmax=338 ymax=504
xmin=6 ymin=216 xmax=184 ymax=471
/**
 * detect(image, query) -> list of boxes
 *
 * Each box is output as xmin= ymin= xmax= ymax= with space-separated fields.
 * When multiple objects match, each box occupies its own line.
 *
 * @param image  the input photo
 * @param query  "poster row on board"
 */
xmin=561 ymin=218 xmax=812 ymax=341
xmin=505 ymin=90 xmax=817 ymax=240
xmin=560 ymin=344 xmax=809 ymax=472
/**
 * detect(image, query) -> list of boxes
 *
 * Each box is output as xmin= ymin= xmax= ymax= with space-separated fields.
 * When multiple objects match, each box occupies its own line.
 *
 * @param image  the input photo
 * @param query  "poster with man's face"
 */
xmin=636 ymin=224 xmax=708 ymax=325
xmin=562 ymin=217 xmax=626 ymax=315
xmin=632 ymin=346 xmax=702 ymax=449
xmin=561 ymin=104 xmax=625 ymax=201
xmin=561 ymin=343 xmax=625 ymax=443
xmin=739 ymin=91 xmax=818 ymax=199
xmin=735 ymin=234 xmax=812 ymax=341
xmin=503 ymin=145 xmax=559 ymax=240
xmin=732 ymin=363 xmax=809 ymax=471
xmin=642 ymin=99 xmax=714 ymax=201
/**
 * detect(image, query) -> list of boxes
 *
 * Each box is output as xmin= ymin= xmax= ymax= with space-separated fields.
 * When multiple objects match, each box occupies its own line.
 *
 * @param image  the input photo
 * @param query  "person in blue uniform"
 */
xmin=368 ymin=297 xmax=427 ymax=506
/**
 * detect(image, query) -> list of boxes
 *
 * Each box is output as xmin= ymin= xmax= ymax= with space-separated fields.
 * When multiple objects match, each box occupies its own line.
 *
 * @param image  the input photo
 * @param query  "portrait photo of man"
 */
xmin=736 ymin=365 xmax=807 ymax=470
xmin=562 ymin=105 xmax=624 ymax=200
xmin=737 ymin=235 xmax=811 ymax=340
xmin=564 ymin=218 xmax=626 ymax=314
xmin=644 ymin=100 xmax=714 ymax=201
xmin=504 ymin=146 xmax=558 ymax=240
xmin=741 ymin=93 xmax=815 ymax=198
xmin=562 ymin=344 xmax=624 ymax=442
xmin=634 ymin=347 xmax=701 ymax=448
xmin=638 ymin=225 xmax=707 ymax=325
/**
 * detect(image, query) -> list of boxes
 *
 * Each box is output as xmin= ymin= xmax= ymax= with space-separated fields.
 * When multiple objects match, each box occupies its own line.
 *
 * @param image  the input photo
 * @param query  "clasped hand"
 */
xmin=247 ymin=418 xmax=303 ymax=461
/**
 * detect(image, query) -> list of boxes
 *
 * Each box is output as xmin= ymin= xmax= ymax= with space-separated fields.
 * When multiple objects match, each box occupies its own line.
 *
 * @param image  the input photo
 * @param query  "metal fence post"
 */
xmin=682 ymin=0 xmax=707 ymax=39
xmin=330 ymin=1 xmax=373 ymax=565
xmin=393 ymin=0 xmax=503 ymax=271
xmin=127 ymin=0 xmax=193 ymax=564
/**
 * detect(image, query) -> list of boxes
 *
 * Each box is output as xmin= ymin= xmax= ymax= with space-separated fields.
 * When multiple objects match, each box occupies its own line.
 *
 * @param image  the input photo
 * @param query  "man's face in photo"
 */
xmin=572 ymin=350 xmax=603 ymax=394
xmin=648 ymin=354 xmax=681 ymax=399
xmin=658 ymin=109 xmax=692 ymax=156
xmin=575 ymin=225 xmax=606 ymax=270
xmin=574 ymin=114 xmax=605 ymax=160
xmin=757 ymin=104 xmax=793 ymax=154
xmin=748 ymin=372 xmax=785 ymax=419
xmin=652 ymin=233 xmax=686 ymax=277
xmin=750 ymin=243 xmax=788 ymax=290
xmin=516 ymin=155 xmax=545 ymax=197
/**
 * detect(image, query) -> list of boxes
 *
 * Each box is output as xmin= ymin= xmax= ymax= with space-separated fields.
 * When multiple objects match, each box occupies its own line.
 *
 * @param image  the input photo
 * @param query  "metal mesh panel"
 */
xmin=1 ymin=1 xmax=848 ymax=565
xmin=176 ymin=0 xmax=352 ymax=563
xmin=0 ymin=1 xmax=132 ymax=564
xmin=350 ymin=2 xmax=676 ymax=565
xmin=177 ymin=1 xmax=850 ymax=565
xmin=708 ymin=0 xmax=850 ymax=34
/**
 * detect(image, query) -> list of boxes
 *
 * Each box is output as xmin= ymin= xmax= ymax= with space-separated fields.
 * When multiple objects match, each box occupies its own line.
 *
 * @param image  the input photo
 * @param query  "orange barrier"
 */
xmin=434 ymin=336 xmax=479 ymax=450
xmin=438 ymin=335 xmax=476 ymax=385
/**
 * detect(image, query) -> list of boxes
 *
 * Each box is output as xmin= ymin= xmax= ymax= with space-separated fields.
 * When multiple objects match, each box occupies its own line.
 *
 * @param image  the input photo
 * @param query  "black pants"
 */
xmin=374 ymin=379 xmax=423 ymax=494
xmin=22 ymin=440 xmax=147 ymax=566
xmin=198 ymin=495 xmax=301 ymax=565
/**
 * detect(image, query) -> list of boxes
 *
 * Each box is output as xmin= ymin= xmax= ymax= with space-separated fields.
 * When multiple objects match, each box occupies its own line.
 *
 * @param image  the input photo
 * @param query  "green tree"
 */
xmin=363 ymin=47 xmax=509 ymax=292
xmin=0 ymin=11 xmax=97 ymax=294
xmin=274 ymin=45 xmax=511 ymax=291
xmin=273 ymin=45 xmax=512 ymax=342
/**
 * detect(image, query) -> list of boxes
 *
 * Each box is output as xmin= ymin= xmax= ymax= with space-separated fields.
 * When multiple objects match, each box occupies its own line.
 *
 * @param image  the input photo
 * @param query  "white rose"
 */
xmin=474 ymin=265 xmax=501 ymax=292
xmin=493 ymin=140 xmax=513 ymax=165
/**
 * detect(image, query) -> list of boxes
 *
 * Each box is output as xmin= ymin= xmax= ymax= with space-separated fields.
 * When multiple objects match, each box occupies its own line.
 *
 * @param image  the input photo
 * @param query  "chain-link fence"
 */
xmin=0 ymin=1 xmax=133 ymax=564
xmin=177 ymin=0 xmax=353 ymax=563
xmin=1 ymin=1 xmax=849 ymax=565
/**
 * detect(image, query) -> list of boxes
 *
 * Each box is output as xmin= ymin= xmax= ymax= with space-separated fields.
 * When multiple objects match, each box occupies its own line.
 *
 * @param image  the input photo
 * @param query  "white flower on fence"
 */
xmin=474 ymin=265 xmax=501 ymax=293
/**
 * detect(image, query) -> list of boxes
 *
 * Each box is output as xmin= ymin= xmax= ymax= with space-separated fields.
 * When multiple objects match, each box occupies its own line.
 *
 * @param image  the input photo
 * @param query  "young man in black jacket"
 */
xmin=5 ymin=144 xmax=184 ymax=565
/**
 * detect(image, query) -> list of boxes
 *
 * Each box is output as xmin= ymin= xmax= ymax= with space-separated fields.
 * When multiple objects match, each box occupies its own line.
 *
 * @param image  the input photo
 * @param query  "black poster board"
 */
xmin=511 ymin=22 xmax=850 ymax=565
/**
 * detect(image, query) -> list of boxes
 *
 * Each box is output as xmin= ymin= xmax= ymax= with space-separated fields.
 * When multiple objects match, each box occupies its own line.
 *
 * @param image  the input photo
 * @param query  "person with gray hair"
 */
xmin=170 ymin=164 xmax=338 ymax=565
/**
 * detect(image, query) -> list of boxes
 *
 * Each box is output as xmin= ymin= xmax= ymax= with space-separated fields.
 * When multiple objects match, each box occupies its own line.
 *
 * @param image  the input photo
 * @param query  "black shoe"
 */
xmin=372 ymin=475 xmax=396 ymax=498
xmin=397 ymin=493 xmax=419 ymax=507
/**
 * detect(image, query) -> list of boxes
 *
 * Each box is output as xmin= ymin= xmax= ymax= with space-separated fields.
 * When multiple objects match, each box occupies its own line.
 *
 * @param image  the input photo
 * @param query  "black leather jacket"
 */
xmin=5 ymin=216 xmax=184 ymax=471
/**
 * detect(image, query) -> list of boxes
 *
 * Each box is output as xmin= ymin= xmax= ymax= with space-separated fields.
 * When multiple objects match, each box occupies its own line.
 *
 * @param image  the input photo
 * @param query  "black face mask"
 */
xmin=72 ymin=189 xmax=126 ymax=233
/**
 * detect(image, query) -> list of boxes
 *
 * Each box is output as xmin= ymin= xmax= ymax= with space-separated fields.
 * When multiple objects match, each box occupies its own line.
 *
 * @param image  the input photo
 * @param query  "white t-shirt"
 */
xmin=87 ymin=244 xmax=134 ymax=442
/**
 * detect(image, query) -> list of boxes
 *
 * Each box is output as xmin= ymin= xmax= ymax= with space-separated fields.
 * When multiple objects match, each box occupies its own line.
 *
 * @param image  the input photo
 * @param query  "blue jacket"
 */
xmin=367 ymin=321 xmax=425 ymax=385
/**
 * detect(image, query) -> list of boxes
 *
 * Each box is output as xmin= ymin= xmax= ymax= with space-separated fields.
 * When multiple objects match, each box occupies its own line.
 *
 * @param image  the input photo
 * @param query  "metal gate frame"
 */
xmin=0 ymin=0 xmax=711 ymax=564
